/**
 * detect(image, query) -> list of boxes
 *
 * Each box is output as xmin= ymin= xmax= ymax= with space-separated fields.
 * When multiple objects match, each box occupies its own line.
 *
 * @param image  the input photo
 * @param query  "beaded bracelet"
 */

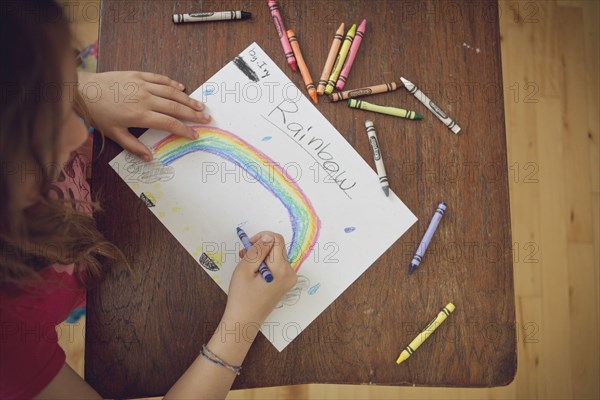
xmin=200 ymin=344 xmax=242 ymax=376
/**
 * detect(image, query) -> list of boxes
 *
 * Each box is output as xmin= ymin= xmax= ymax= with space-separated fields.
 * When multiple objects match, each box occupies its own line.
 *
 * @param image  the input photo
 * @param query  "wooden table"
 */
xmin=87 ymin=0 xmax=515 ymax=397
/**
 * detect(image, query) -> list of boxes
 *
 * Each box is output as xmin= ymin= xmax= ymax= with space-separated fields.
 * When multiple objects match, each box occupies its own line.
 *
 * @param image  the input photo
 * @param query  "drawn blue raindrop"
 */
xmin=262 ymin=136 xmax=272 ymax=142
xmin=344 ymin=227 xmax=356 ymax=233
xmin=308 ymin=283 xmax=321 ymax=295
xmin=203 ymin=87 xmax=215 ymax=96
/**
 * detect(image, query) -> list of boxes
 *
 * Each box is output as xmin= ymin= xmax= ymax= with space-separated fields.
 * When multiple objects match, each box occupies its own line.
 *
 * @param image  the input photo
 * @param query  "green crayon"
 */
xmin=324 ymin=24 xmax=357 ymax=95
xmin=348 ymin=99 xmax=424 ymax=120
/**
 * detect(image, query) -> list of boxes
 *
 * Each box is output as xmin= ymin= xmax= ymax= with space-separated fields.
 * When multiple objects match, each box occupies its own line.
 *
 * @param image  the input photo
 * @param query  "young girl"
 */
xmin=0 ymin=1 xmax=297 ymax=399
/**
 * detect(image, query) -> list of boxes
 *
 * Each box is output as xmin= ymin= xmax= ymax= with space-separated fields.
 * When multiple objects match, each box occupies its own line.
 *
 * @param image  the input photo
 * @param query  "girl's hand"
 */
xmin=223 ymin=232 xmax=297 ymax=332
xmin=77 ymin=71 xmax=210 ymax=161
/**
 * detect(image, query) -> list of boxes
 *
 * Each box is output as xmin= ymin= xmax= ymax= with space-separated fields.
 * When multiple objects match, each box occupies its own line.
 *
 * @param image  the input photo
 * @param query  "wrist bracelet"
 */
xmin=200 ymin=344 xmax=242 ymax=376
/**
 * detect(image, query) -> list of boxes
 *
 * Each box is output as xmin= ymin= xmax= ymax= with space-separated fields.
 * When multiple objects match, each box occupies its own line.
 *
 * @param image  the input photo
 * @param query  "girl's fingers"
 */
xmin=146 ymin=82 xmax=206 ymax=112
xmin=105 ymin=127 xmax=153 ymax=161
xmin=238 ymin=235 xmax=275 ymax=277
xmin=139 ymin=111 xmax=198 ymax=139
xmin=149 ymin=97 xmax=210 ymax=126
xmin=149 ymin=93 xmax=209 ymax=122
xmin=138 ymin=72 xmax=185 ymax=91
xmin=248 ymin=232 xmax=290 ymax=273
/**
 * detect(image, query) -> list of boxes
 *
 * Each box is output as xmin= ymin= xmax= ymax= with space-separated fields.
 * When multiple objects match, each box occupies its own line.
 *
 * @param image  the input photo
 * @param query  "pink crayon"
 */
xmin=335 ymin=19 xmax=366 ymax=91
xmin=268 ymin=0 xmax=297 ymax=72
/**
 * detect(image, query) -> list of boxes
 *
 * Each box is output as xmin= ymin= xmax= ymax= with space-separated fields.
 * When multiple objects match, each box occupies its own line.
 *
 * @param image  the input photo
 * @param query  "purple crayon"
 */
xmin=236 ymin=227 xmax=273 ymax=282
xmin=335 ymin=19 xmax=366 ymax=91
xmin=409 ymin=202 xmax=447 ymax=274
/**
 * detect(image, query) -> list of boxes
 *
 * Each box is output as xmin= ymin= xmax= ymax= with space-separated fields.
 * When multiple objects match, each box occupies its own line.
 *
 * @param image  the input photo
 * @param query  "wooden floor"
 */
xmin=58 ymin=1 xmax=599 ymax=398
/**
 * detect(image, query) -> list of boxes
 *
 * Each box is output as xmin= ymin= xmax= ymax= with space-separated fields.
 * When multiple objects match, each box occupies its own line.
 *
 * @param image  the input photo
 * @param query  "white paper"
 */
xmin=110 ymin=43 xmax=417 ymax=351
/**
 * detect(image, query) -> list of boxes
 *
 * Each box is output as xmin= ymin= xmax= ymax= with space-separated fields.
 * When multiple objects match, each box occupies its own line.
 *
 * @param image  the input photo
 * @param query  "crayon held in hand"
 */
xmin=268 ymin=0 xmax=297 ymax=72
xmin=325 ymin=23 xmax=356 ymax=95
xmin=396 ymin=303 xmax=455 ymax=364
xmin=348 ymin=99 xmax=424 ymax=120
xmin=287 ymin=30 xmax=318 ymax=104
xmin=317 ymin=23 xmax=345 ymax=96
xmin=335 ymin=19 xmax=367 ymax=91
xmin=329 ymin=81 xmax=400 ymax=102
xmin=237 ymin=227 xmax=274 ymax=283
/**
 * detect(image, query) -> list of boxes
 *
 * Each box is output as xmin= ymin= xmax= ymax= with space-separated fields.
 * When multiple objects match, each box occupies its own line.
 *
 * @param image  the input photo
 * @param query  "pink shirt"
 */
xmin=1 ymin=140 xmax=92 ymax=399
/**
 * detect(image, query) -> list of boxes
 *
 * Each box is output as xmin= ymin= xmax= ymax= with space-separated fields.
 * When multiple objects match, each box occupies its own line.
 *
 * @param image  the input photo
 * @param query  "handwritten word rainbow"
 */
xmin=152 ymin=126 xmax=320 ymax=271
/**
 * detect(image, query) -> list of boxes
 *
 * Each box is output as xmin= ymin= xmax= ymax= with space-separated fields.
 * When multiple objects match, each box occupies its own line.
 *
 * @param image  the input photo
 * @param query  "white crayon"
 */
xmin=400 ymin=77 xmax=461 ymax=134
xmin=365 ymin=120 xmax=389 ymax=196
xmin=172 ymin=11 xmax=251 ymax=24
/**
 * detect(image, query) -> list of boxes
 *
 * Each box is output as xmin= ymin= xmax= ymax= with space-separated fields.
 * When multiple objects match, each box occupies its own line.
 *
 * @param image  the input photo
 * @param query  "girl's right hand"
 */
xmin=222 ymin=232 xmax=297 ymax=331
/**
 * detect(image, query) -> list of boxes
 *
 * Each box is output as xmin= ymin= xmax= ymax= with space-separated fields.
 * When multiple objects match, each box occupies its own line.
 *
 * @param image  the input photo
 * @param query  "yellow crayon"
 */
xmin=348 ymin=99 xmax=424 ymax=120
xmin=396 ymin=303 xmax=455 ymax=364
xmin=324 ymin=23 xmax=356 ymax=95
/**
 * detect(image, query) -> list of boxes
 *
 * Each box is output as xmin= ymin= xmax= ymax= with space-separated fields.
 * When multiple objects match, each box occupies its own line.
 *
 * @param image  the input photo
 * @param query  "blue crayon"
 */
xmin=236 ymin=227 xmax=273 ymax=283
xmin=409 ymin=202 xmax=447 ymax=274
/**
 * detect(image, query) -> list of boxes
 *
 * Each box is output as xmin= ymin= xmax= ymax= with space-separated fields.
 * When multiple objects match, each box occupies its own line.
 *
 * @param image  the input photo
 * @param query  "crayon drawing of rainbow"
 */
xmin=151 ymin=125 xmax=321 ymax=271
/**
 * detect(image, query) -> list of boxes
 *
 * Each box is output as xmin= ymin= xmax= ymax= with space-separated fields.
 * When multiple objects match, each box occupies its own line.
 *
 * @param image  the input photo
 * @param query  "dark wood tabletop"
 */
xmin=87 ymin=0 xmax=515 ymax=397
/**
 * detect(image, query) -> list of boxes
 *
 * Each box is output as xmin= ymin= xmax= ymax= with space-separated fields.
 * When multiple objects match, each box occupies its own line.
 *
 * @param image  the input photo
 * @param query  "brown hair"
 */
xmin=0 ymin=0 xmax=126 ymax=286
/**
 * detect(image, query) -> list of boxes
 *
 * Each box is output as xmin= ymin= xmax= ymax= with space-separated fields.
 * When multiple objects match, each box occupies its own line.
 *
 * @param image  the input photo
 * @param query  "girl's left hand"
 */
xmin=78 ymin=71 xmax=210 ymax=161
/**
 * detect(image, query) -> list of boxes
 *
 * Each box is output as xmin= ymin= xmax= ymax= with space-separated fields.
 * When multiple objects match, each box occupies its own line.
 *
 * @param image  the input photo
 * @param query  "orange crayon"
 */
xmin=317 ymin=23 xmax=345 ymax=96
xmin=287 ymin=30 xmax=318 ymax=104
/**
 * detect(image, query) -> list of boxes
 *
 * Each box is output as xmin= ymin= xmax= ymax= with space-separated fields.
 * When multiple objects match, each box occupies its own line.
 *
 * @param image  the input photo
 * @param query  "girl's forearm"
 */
xmin=164 ymin=316 xmax=259 ymax=400
xmin=75 ymin=71 xmax=96 ymax=124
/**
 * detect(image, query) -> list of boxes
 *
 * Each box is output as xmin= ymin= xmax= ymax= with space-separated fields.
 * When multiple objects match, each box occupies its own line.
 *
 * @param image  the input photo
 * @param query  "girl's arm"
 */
xmin=77 ymin=71 xmax=211 ymax=161
xmin=161 ymin=316 xmax=256 ymax=400
xmin=36 ymin=364 xmax=101 ymax=400
xmin=165 ymin=233 xmax=296 ymax=399
xmin=36 ymin=232 xmax=296 ymax=400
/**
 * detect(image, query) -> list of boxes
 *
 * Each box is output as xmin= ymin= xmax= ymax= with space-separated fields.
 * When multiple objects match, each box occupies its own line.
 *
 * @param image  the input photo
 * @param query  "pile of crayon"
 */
xmin=268 ymin=1 xmax=460 ymax=130
xmin=268 ymin=2 xmax=368 ymax=106
xmin=317 ymin=20 xmax=367 ymax=97
xmin=268 ymin=2 xmax=415 ymax=120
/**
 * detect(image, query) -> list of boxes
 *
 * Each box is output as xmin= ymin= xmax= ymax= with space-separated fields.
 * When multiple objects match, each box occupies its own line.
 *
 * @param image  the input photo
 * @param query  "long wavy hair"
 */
xmin=0 ymin=0 xmax=127 ymax=286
